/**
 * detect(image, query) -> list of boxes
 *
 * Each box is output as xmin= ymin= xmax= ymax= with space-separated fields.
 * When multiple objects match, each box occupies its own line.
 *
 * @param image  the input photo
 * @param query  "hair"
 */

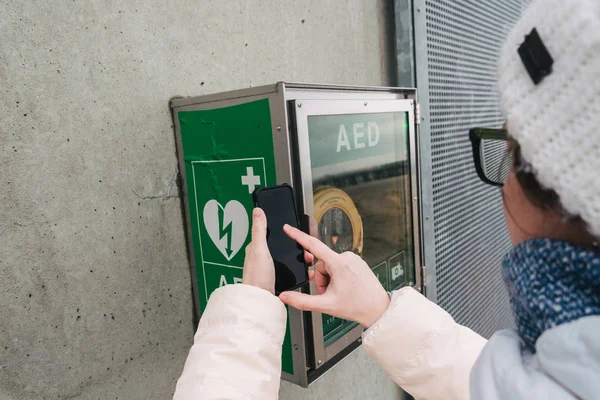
xmin=510 ymin=142 xmax=598 ymax=241
xmin=511 ymin=142 xmax=562 ymax=212
xmin=507 ymin=141 xmax=598 ymax=248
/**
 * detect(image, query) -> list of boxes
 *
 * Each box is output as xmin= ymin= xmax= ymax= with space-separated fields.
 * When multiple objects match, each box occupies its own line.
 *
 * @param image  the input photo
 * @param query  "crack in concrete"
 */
xmin=131 ymin=172 xmax=179 ymax=202
xmin=131 ymin=189 xmax=178 ymax=201
xmin=131 ymin=189 xmax=179 ymax=201
xmin=7 ymin=218 xmax=64 ymax=234
xmin=0 ymin=221 xmax=50 ymax=238
xmin=13 ymin=221 xmax=51 ymax=228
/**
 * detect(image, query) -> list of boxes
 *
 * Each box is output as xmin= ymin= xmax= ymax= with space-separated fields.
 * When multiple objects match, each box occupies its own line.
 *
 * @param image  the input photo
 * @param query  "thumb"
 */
xmin=279 ymin=291 xmax=331 ymax=314
xmin=251 ymin=208 xmax=268 ymax=245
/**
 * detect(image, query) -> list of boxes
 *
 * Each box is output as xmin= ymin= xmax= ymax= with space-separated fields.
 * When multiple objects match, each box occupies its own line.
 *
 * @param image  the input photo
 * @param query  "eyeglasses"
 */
xmin=469 ymin=128 xmax=512 ymax=187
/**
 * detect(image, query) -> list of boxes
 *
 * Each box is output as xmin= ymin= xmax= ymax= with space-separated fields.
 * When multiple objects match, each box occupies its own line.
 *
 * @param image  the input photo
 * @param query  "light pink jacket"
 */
xmin=173 ymin=285 xmax=486 ymax=400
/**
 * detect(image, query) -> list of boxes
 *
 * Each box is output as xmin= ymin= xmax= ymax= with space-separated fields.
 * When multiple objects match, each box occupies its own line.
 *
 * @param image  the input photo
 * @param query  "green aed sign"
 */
xmin=178 ymin=99 xmax=294 ymax=374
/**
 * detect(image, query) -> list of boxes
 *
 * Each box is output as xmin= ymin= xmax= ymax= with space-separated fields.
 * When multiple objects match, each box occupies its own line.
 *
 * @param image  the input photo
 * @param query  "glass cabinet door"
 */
xmin=291 ymin=99 xmax=420 ymax=364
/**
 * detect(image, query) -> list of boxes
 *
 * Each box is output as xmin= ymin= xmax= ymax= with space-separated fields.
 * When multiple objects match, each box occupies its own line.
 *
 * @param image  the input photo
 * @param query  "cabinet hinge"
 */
xmin=415 ymin=103 xmax=421 ymax=125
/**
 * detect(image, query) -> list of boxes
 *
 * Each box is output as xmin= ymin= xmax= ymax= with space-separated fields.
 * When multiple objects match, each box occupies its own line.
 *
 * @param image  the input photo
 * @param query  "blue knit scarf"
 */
xmin=502 ymin=238 xmax=600 ymax=350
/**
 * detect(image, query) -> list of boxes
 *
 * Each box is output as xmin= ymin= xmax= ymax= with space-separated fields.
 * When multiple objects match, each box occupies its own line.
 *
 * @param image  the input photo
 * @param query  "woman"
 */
xmin=174 ymin=0 xmax=600 ymax=398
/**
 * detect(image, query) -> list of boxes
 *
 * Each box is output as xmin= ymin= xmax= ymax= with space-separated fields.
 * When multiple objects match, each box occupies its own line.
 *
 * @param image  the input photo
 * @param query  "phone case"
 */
xmin=252 ymin=183 xmax=308 ymax=294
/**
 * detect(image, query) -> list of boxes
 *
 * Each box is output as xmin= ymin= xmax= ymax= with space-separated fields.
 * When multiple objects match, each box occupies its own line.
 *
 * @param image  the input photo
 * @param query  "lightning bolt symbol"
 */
xmin=218 ymin=206 xmax=234 ymax=258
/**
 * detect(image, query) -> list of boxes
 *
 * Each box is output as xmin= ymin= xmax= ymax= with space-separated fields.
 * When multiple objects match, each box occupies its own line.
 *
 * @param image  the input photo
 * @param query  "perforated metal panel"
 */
xmin=413 ymin=0 xmax=533 ymax=338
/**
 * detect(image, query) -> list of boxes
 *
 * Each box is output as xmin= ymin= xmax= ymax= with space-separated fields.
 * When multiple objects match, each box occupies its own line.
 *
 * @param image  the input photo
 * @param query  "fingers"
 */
xmin=251 ymin=208 xmax=268 ymax=244
xmin=306 ymin=261 xmax=329 ymax=294
xmin=313 ymin=271 xmax=329 ymax=295
xmin=279 ymin=291 xmax=331 ymax=314
xmin=284 ymin=224 xmax=337 ymax=264
xmin=304 ymin=251 xmax=315 ymax=264
xmin=312 ymin=259 xmax=326 ymax=274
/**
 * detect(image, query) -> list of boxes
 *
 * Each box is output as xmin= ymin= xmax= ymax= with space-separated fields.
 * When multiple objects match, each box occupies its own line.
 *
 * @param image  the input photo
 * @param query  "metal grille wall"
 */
xmin=413 ymin=0 xmax=533 ymax=338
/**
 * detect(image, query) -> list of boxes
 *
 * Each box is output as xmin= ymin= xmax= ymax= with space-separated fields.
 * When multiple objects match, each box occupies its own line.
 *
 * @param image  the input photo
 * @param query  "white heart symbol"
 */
xmin=203 ymin=200 xmax=249 ymax=262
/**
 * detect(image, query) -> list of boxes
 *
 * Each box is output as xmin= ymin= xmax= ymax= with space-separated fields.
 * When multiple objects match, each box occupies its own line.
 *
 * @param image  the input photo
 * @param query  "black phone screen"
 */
xmin=254 ymin=185 xmax=307 ymax=294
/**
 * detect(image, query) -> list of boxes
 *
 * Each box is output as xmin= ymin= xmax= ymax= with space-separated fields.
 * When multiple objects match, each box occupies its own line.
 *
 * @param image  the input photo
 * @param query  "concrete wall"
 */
xmin=0 ymin=1 xmax=401 ymax=399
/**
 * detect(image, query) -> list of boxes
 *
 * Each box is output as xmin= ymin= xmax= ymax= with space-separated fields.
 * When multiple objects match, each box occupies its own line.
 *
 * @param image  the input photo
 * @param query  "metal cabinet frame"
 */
xmin=171 ymin=82 xmax=423 ymax=387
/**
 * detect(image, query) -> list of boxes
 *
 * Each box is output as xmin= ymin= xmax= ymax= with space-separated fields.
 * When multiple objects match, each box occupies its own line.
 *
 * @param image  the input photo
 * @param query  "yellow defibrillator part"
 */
xmin=313 ymin=187 xmax=363 ymax=257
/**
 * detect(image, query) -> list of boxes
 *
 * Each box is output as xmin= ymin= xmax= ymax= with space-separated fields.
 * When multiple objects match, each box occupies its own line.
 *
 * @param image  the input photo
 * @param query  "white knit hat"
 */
xmin=497 ymin=0 xmax=600 ymax=237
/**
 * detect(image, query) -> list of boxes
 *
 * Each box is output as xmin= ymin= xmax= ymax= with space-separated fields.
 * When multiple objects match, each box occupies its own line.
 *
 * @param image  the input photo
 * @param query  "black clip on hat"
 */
xmin=518 ymin=28 xmax=554 ymax=85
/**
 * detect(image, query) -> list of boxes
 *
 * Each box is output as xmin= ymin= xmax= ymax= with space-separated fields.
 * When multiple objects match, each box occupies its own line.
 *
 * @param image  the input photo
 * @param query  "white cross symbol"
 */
xmin=241 ymin=167 xmax=261 ymax=194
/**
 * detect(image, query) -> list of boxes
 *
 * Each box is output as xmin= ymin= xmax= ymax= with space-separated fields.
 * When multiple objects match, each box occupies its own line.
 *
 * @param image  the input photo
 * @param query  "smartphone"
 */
xmin=253 ymin=184 xmax=308 ymax=294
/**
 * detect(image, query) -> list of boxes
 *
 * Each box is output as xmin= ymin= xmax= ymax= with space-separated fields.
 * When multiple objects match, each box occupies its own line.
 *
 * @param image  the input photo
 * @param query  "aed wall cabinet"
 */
xmin=170 ymin=82 xmax=423 ymax=387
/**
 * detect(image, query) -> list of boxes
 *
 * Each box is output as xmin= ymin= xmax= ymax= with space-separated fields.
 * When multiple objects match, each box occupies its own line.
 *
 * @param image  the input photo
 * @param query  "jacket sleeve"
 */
xmin=173 ymin=284 xmax=287 ymax=400
xmin=362 ymin=287 xmax=487 ymax=400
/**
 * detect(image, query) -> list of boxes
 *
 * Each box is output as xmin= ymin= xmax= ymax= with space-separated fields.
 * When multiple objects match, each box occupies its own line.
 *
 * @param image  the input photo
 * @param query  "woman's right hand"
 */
xmin=278 ymin=225 xmax=390 ymax=329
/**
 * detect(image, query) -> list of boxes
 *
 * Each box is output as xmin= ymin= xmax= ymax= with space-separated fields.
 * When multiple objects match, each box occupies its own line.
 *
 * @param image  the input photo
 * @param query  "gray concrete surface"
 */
xmin=280 ymin=347 xmax=402 ymax=398
xmin=0 ymin=1 xmax=400 ymax=399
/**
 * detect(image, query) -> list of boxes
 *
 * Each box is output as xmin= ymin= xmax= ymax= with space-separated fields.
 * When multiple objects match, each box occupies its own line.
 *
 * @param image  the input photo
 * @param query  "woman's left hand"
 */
xmin=242 ymin=208 xmax=276 ymax=294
